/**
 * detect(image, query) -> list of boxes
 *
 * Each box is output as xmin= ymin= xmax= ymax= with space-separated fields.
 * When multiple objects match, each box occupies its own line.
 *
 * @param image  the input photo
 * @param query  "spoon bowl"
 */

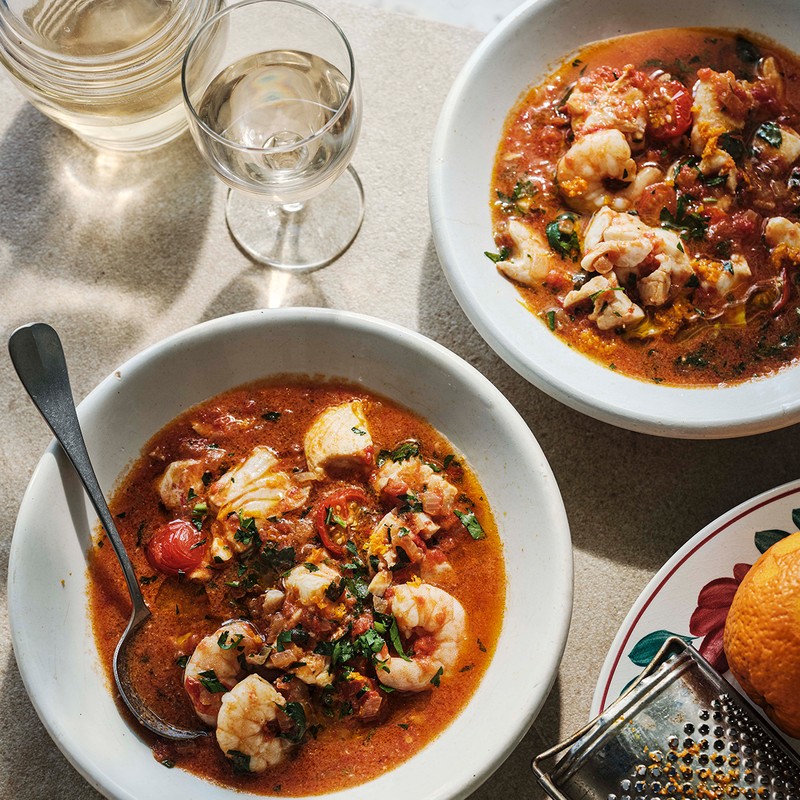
xmin=8 ymin=322 xmax=209 ymax=741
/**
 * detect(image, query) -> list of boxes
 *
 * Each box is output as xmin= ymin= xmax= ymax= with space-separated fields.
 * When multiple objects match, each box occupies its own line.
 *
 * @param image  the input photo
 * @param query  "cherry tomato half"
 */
xmin=146 ymin=519 xmax=207 ymax=576
xmin=647 ymin=80 xmax=693 ymax=140
xmin=314 ymin=488 xmax=370 ymax=557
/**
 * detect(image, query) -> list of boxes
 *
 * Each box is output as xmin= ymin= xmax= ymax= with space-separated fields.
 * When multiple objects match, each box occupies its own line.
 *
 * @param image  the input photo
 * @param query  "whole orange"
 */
xmin=723 ymin=531 xmax=800 ymax=738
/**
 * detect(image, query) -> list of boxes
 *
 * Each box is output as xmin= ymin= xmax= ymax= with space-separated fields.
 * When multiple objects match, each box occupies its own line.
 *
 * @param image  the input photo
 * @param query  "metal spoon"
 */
xmin=9 ymin=322 xmax=208 ymax=741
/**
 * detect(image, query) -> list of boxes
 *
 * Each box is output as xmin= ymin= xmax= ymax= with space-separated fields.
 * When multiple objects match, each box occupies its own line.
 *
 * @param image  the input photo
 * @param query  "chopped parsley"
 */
xmin=755 ymin=121 xmax=782 ymax=149
xmin=276 ymin=627 xmax=310 ymax=652
xmin=376 ymin=441 xmax=420 ymax=465
xmin=660 ymin=194 xmax=708 ymax=241
xmin=217 ymin=631 xmax=244 ymax=651
xmin=325 ymin=505 xmax=347 ymax=528
xmin=718 ymin=132 xmax=745 ymax=163
xmin=484 ymin=246 xmax=511 ymax=263
xmin=546 ymin=213 xmax=580 ymax=260
xmin=191 ymin=502 xmax=208 ymax=531
xmin=735 ymin=35 xmax=760 ymax=65
xmin=262 ymin=411 xmax=281 ymax=421
xmin=398 ymin=491 xmax=423 ymax=513
xmin=454 ymin=509 xmax=486 ymax=540
xmin=546 ymin=310 xmax=556 ymax=331
xmin=430 ymin=666 xmax=444 ymax=687
xmin=198 ymin=669 xmax=227 ymax=693
xmin=496 ymin=179 xmax=537 ymax=213
xmin=279 ymin=702 xmax=307 ymax=744
xmin=228 ymin=749 xmax=251 ymax=774
xmin=234 ymin=511 xmax=258 ymax=546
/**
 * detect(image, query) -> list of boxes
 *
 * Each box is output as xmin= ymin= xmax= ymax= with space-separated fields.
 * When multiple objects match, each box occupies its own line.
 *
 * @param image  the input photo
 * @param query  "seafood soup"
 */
xmin=88 ymin=378 xmax=505 ymax=794
xmin=489 ymin=28 xmax=800 ymax=385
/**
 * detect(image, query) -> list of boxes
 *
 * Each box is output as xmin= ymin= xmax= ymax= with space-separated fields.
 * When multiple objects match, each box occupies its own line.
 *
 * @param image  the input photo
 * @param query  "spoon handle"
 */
xmin=8 ymin=322 xmax=146 ymax=612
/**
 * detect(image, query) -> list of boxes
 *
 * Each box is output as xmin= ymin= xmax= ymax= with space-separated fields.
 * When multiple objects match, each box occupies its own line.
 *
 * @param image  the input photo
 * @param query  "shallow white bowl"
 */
xmin=430 ymin=0 xmax=800 ymax=439
xmin=9 ymin=308 xmax=572 ymax=800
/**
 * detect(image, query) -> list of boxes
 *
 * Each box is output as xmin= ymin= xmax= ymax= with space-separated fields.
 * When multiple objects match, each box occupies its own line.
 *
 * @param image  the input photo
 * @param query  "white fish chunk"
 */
xmin=156 ymin=459 xmax=205 ymax=512
xmin=208 ymin=445 xmax=310 ymax=520
xmin=304 ymin=400 xmax=374 ymax=476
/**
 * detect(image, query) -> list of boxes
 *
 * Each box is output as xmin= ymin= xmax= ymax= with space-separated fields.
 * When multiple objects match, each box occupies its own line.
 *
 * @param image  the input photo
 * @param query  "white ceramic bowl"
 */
xmin=9 ymin=308 xmax=572 ymax=800
xmin=430 ymin=0 xmax=800 ymax=439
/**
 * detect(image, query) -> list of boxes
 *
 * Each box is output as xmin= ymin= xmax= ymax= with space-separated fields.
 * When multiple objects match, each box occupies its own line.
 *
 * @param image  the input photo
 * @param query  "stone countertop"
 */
xmin=2 ymin=2 xmax=800 ymax=798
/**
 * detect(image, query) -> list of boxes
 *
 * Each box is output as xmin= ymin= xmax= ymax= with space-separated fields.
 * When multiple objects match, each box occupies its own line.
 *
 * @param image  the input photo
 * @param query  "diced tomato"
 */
xmin=314 ymin=487 xmax=371 ymax=557
xmin=146 ymin=519 xmax=207 ymax=576
xmin=635 ymin=181 xmax=677 ymax=226
xmin=647 ymin=80 xmax=693 ymax=140
xmin=543 ymin=269 xmax=573 ymax=293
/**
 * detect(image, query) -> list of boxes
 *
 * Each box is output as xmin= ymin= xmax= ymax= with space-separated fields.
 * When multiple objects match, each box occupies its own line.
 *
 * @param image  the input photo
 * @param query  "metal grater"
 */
xmin=533 ymin=637 xmax=800 ymax=800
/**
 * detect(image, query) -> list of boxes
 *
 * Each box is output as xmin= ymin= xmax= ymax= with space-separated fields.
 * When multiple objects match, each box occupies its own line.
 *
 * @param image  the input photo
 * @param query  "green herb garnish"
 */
xmin=756 ymin=121 xmax=782 ymax=149
xmin=198 ymin=669 xmax=227 ymax=693
xmin=546 ymin=213 xmax=580 ymax=260
xmin=454 ymin=509 xmax=486 ymax=540
xmin=228 ymin=750 xmax=251 ymax=774
xmin=484 ymin=247 xmax=511 ymax=263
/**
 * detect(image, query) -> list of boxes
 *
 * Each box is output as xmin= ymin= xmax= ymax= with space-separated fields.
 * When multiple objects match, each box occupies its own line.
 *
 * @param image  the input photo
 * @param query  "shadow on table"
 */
xmin=468 ymin=679 xmax=562 ymax=799
xmin=197 ymin=262 xmax=329 ymax=321
xmin=0 ymin=650 xmax=103 ymax=799
xmin=417 ymin=236 xmax=800 ymax=576
xmin=0 ymin=104 xmax=215 ymax=338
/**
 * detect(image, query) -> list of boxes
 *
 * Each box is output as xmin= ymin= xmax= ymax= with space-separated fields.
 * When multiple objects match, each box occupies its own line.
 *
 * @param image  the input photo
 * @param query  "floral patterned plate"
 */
xmin=591 ymin=478 xmax=800 ymax=752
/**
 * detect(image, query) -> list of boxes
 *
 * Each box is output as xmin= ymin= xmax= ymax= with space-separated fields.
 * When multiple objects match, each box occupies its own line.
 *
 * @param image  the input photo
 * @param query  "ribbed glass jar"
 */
xmin=0 ymin=0 xmax=221 ymax=150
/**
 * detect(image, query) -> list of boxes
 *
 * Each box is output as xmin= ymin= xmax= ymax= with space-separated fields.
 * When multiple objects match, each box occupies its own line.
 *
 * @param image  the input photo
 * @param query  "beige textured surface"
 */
xmin=2 ymin=3 xmax=800 ymax=799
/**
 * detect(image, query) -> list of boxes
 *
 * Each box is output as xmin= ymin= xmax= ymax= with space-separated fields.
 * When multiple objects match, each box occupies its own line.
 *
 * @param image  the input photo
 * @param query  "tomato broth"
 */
xmin=88 ymin=379 xmax=505 ymax=794
xmin=490 ymin=28 xmax=800 ymax=385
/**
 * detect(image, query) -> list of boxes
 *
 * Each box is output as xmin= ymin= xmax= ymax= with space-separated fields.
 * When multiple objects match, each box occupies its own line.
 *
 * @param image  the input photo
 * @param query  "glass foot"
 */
xmin=225 ymin=166 xmax=365 ymax=271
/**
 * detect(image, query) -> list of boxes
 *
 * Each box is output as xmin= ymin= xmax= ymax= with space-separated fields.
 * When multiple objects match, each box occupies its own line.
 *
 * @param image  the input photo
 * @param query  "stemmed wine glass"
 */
xmin=182 ymin=0 xmax=363 ymax=271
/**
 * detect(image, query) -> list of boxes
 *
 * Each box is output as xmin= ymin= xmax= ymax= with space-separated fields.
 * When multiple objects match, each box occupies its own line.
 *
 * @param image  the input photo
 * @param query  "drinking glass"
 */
xmin=182 ymin=0 xmax=363 ymax=270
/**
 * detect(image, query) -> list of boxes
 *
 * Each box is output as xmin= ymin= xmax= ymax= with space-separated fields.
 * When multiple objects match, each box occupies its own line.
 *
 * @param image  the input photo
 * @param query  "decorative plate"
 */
xmin=591 ymin=478 xmax=800 ymax=751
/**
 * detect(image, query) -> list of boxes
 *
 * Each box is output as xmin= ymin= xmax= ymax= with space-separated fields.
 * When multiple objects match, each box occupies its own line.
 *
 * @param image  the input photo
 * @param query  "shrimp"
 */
xmin=216 ymin=674 xmax=293 ymax=773
xmin=183 ymin=620 xmax=265 ymax=726
xmin=562 ymin=273 xmax=645 ymax=331
xmin=691 ymin=68 xmax=752 ymax=185
xmin=580 ymin=208 xmax=694 ymax=308
xmin=495 ymin=219 xmax=554 ymax=287
xmin=565 ymin=65 xmax=649 ymax=143
xmin=155 ymin=459 xmax=206 ymax=513
xmin=556 ymin=129 xmax=637 ymax=212
xmin=367 ymin=509 xmax=438 ymax=570
xmin=371 ymin=456 xmax=458 ymax=523
xmin=283 ymin=562 xmax=341 ymax=610
xmin=377 ymin=583 xmax=466 ymax=692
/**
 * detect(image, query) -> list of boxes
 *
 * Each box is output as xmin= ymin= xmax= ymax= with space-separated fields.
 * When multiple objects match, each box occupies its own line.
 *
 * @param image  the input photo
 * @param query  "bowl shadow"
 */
xmin=0 ymin=649 xmax=104 ymax=799
xmin=0 ymin=104 xmax=215 ymax=318
xmin=467 ymin=679 xmax=563 ymax=799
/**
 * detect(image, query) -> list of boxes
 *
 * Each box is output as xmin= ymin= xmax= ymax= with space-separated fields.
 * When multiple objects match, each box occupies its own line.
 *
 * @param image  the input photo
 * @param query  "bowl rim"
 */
xmin=428 ymin=0 xmax=800 ymax=439
xmin=9 ymin=306 xmax=573 ymax=800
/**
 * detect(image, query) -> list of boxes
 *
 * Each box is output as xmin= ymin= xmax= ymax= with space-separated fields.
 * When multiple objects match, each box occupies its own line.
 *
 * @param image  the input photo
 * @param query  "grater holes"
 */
xmin=613 ymin=695 xmax=800 ymax=799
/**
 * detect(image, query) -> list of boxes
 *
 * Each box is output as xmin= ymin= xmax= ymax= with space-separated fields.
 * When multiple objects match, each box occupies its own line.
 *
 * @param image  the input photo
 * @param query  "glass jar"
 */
xmin=0 ymin=0 xmax=221 ymax=151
